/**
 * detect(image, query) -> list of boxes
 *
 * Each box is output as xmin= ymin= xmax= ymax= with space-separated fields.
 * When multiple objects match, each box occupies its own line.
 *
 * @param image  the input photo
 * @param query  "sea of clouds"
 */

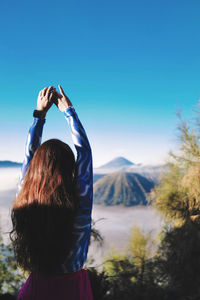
xmin=0 ymin=167 xmax=163 ymax=267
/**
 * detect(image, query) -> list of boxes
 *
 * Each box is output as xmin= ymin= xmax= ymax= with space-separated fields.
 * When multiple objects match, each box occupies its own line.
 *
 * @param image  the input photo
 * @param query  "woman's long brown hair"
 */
xmin=10 ymin=139 xmax=77 ymax=275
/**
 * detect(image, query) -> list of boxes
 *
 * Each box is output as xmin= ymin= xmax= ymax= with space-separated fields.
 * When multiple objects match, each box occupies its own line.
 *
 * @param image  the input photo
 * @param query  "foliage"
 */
xmin=88 ymin=268 xmax=110 ymax=300
xmin=151 ymin=163 xmax=188 ymax=225
xmin=151 ymin=110 xmax=200 ymax=299
xmin=90 ymin=219 xmax=104 ymax=247
xmin=102 ymin=226 xmax=165 ymax=300
xmin=0 ymin=232 xmax=25 ymax=296
xmin=156 ymin=221 xmax=200 ymax=299
xmin=128 ymin=226 xmax=155 ymax=267
xmin=152 ymin=113 xmax=200 ymax=225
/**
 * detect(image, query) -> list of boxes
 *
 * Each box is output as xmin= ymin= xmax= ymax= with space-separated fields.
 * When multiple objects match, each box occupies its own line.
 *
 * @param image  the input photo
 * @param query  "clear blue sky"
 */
xmin=1 ymin=0 xmax=200 ymax=166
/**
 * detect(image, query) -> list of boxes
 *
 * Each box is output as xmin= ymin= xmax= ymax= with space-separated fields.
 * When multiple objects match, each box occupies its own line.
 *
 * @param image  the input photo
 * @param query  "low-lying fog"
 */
xmin=0 ymin=168 xmax=163 ymax=267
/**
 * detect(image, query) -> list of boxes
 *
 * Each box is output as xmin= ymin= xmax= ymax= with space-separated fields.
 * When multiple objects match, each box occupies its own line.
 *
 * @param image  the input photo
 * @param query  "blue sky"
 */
xmin=0 ymin=0 xmax=200 ymax=166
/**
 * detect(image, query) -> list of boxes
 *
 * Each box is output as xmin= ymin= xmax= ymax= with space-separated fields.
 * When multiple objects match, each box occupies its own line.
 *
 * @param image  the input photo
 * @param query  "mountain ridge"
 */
xmin=94 ymin=156 xmax=166 ymax=183
xmin=0 ymin=160 xmax=22 ymax=168
xmin=94 ymin=171 xmax=154 ymax=206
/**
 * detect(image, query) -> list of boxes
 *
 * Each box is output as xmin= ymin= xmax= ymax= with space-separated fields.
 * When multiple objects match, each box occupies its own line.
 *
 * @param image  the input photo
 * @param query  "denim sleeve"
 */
xmin=17 ymin=117 xmax=46 ymax=194
xmin=61 ymin=106 xmax=93 ymax=273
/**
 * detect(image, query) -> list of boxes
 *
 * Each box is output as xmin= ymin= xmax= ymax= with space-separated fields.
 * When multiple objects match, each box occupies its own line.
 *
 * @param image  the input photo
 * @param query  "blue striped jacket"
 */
xmin=17 ymin=106 xmax=93 ymax=273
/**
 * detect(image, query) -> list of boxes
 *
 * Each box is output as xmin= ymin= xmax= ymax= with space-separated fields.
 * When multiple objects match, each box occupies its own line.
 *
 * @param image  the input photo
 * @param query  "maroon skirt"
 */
xmin=17 ymin=269 xmax=93 ymax=300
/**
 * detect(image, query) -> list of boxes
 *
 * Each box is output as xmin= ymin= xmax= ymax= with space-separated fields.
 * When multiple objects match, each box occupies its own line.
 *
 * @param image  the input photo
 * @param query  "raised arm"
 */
xmin=17 ymin=86 xmax=55 ymax=193
xmin=17 ymin=118 xmax=45 ymax=192
xmin=54 ymin=85 xmax=93 ymax=272
xmin=54 ymin=85 xmax=93 ymax=212
xmin=64 ymin=106 xmax=93 ymax=214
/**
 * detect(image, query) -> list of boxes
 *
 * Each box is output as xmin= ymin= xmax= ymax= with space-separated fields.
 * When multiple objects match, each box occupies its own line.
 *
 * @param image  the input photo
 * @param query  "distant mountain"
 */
xmin=98 ymin=157 xmax=134 ymax=170
xmin=94 ymin=157 xmax=166 ymax=183
xmin=0 ymin=160 xmax=22 ymax=168
xmin=94 ymin=172 xmax=154 ymax=206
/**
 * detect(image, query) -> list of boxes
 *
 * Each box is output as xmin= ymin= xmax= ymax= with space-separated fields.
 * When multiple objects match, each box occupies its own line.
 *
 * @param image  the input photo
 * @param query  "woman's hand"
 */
xmin=53 ymin=85 xmax=73 ymax=112
xmin=36 ymin=86 xmax=55 ymax=116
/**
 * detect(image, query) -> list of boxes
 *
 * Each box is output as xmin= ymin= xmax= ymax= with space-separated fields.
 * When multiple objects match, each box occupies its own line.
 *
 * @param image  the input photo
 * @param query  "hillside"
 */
xmin=94 ymin=172 xmax=154 ymax=206
xmin=93 ymin=174 xmax=106 ymax=183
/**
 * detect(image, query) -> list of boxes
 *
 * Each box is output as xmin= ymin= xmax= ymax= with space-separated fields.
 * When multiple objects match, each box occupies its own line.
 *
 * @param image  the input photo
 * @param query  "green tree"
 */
xmin=152 ymin=113 xmax=200 ymax=225
xmin=151 ymin=111 xmax=200 ymax=299
xmin=128 ymin=226 xmax=156 ymax=285
xmin=103 ymin=226 xmax=163 ymax=300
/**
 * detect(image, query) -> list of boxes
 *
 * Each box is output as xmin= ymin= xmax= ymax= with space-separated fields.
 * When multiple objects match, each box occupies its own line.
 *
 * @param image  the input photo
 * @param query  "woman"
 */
xmin=11 ymin=85 xmax=93 ymax=299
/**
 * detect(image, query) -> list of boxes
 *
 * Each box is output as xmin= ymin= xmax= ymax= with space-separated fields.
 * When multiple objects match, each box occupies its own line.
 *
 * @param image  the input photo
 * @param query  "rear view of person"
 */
xmin=11 ymin=85 xmax=93 ymax=299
